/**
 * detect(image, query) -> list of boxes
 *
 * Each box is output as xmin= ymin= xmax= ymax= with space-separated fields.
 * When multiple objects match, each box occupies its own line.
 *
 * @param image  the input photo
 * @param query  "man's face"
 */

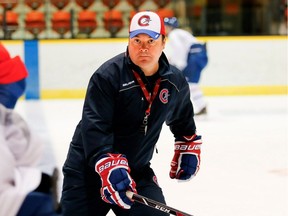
xmin=128 ymin=34 xmax=166 ymax=72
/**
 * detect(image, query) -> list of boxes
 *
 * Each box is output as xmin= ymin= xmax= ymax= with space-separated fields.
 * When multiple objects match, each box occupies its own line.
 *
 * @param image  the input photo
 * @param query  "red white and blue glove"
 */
xmin=95 ymin=153 xmax=137 ymax=209
xmin=169 ymin=135 xmax=202 ymax=180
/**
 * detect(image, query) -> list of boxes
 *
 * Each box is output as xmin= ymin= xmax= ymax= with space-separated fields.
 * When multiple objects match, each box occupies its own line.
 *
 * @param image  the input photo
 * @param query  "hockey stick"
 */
xmin=126 ymin=191 xmax=194 ymax=216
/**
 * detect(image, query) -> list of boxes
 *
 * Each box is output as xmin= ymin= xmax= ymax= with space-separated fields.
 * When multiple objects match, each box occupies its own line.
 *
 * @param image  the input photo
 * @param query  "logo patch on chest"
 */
xmin=159 ymin=88 xmax=169 ymax=104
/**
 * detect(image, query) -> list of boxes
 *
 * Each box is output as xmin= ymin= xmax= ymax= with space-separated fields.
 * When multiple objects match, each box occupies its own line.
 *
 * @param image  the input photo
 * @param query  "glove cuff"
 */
xmin=95 ymin=153 xmax=130 ymax=175
xmin=174 ymin=141 xmax=201 ymax=153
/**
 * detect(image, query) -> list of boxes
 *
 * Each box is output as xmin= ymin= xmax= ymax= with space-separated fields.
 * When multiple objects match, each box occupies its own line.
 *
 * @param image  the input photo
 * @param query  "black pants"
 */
xmin=61 ymin=164 xmax=169 ymax=216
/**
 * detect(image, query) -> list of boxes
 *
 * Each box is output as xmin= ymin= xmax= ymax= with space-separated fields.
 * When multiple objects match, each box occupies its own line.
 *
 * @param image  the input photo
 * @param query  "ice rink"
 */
xmin=15 ymin=95 xmax=288 ymax=216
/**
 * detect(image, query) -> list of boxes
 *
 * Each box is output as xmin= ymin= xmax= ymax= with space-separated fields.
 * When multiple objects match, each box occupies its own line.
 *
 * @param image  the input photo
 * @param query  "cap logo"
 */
xmin=138 ymin=15 xmax=151 ymax=27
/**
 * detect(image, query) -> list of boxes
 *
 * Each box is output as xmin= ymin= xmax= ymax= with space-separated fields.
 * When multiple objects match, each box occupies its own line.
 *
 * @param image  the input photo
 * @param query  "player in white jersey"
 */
xmin=164 ymin=17 xmax=208 ymax=115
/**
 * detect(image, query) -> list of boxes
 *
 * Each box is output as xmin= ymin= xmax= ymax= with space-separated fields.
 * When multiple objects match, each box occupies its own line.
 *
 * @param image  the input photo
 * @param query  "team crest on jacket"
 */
xmin=159 ymin=89 xmax=169 ymax=104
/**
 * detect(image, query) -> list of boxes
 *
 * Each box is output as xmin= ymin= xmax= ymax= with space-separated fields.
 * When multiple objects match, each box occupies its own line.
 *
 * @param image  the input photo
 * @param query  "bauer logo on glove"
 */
xmin=174 ymin=143 xmax=201 ymax=151
xmin=97 ymin=158 xmax=129 ymax=173
xmin=169 ymin=135 xmax=202 ymax=180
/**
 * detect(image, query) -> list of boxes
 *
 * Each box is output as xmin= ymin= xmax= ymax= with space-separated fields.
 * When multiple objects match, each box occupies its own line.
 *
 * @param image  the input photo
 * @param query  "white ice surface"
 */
xmin=15 ymin=95 xmax=288 ymax=216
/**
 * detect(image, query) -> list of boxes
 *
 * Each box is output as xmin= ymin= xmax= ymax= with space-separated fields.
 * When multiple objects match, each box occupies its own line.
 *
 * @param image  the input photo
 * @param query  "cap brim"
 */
xmin=130 ymin=29 xmax=160 ymax=40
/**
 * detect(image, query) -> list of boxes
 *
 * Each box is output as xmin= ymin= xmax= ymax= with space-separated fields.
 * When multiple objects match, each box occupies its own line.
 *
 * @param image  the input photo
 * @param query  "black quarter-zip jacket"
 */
xmin=64 ymin=50 xmax=196 ymax=174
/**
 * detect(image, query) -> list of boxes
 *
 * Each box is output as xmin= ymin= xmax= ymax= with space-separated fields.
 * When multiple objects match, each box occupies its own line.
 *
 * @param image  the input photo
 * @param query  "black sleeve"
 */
xmin=166 ymin=69 xmax=197 ymax=141
xmin=81 ymin=70 xmax=116 ymax=167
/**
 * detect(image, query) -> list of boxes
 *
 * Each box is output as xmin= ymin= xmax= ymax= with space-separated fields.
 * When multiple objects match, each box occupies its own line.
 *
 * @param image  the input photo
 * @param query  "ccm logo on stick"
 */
xmin=155 ymin=205 xmax=171 ymax=213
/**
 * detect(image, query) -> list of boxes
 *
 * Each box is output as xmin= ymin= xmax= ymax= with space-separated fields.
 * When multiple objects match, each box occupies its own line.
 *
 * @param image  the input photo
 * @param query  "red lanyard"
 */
xmin=133 ymin=70 xmax=161 ymax=135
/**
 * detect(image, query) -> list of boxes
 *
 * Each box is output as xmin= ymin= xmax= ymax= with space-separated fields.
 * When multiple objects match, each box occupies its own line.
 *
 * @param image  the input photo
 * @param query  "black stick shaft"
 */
xmin=126 ymin=191 xmax=194 ymax=216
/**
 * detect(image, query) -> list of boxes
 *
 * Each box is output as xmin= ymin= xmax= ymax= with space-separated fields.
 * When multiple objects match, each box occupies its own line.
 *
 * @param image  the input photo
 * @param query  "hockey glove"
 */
xmin=169 ymin=135 xmax=202 ymax=180
xmin=95 ymin=153 xmax=137 ymax=209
